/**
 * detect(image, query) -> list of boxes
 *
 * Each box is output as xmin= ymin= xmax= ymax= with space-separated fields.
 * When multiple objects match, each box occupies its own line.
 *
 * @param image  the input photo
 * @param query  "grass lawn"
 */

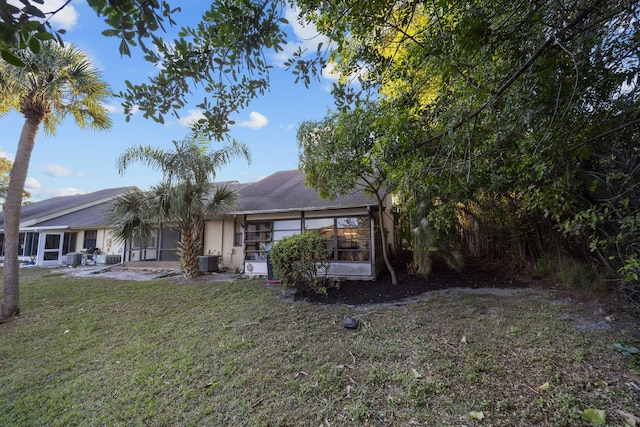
xmin=1 ymin=267 xmax=639 ymax=426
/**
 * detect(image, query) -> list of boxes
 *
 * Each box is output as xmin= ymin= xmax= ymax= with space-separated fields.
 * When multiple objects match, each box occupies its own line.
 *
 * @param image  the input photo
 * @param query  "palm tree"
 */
xmin=110 ymin=136 xmax=250 ymax=279
xmin=0 ymin=41 xmax=112 ymax=319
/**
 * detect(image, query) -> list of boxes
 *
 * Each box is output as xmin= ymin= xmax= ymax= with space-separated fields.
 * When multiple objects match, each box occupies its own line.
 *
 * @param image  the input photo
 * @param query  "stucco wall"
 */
xmin=72 ymin=229 xmax=123 ymax=256
xmin=203 ymin=218 xmax=244 ymax=273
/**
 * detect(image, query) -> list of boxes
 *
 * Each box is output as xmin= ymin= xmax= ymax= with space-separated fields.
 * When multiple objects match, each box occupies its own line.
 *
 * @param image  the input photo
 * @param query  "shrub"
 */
xmin=269 ymin=231 xmax=334 ymax=294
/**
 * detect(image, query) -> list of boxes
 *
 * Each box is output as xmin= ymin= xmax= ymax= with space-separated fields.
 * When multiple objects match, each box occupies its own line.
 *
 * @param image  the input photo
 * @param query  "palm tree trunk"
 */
xmin=179 ymin=227 xmax=202 ymax=279
xmin=2 ymin=116 xmax=40 ymax=319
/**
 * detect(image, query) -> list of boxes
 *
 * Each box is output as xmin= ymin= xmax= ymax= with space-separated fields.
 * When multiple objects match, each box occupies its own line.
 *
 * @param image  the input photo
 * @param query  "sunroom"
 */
xmin=202 ymin=170 xmax=395 ymax=280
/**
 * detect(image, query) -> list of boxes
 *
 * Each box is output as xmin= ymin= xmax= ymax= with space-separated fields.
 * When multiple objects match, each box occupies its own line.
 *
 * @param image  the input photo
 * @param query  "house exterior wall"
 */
xmin=3 ymin=227 xmax=123 ymax=266
xmin=203 ymin=204 xmax=395 ymax=281
xmin=203 ymin=218 xmax=244 ymax=273
xmin=71 ymin=229 xmax=122 ymax=256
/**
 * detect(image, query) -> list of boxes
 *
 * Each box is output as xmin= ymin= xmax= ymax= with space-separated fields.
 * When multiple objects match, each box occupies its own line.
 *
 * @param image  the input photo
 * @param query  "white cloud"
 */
xmin=104 ymin=104 xmax=119 ymax=113
xmin=25 ymin=177 xmax=41 ymax=189
xmin=177 ymin=109 xmax=206 ymax=127
xmin=238 ymin=112 xmax=268 ymax=130
xmin=8 ymin=0 xmax=78 ymax=31
xmin=285 ymin=7 xmax=324 ymax=42
xmin=23 ymin=178 xmax=83 ymax=201
xmin=42 ymin=0 xmax=79 ymax=30
xmin=273 ymin=7 xmax=331 ymax=67
xmin=43 ymin=163 xmax=84 ymax=177
xmin=0 ymin=149 xmax=14 ymax=162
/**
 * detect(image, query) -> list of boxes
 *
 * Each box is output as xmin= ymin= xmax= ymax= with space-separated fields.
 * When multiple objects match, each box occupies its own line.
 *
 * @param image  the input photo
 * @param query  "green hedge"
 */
xmin=269 ymin=231 xmax=335 ymax=294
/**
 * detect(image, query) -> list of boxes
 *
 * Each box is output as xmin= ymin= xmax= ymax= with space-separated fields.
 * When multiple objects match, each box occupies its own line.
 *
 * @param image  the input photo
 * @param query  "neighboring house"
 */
xmin=203 ymin=170 xmax=396 ymax=280
xmin=0 ymin=187 xmax=137 ymax=267
xmin=0 ymin=170 xmax=397 ymax=280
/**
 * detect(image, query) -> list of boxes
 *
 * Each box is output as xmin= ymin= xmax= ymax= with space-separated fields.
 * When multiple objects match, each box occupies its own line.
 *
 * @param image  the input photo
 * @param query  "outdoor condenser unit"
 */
xmin=198 ymin=255 xmax=219 ymax=272
xmin=66 ymin=253 xmax=83 ymax=266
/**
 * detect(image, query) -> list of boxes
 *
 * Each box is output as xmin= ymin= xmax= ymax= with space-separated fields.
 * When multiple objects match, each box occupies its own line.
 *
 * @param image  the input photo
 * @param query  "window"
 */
xmin=305 ymin=216 xmax=370 ymax=262
xmin=234 ymin=220 xmax=243 ymax=247
xmin=1 ymin=232 xmax=39 ymax=257
xmin=132 ymin=235 xmax=157 ymax=249
xmin=244 ymin=221 xmax=271 ymax=261
xmin=21 ymin=232 xmax=39 ymax=257
xmin=62 ymin=232 xmax=77 ymax=255
xmin=273 ymin=219 xmax=301 ymax=242
xmin=83 ymin=230 xmax=97 ymax=250
xmin=336 ymin=217 xmax=370 ymax=261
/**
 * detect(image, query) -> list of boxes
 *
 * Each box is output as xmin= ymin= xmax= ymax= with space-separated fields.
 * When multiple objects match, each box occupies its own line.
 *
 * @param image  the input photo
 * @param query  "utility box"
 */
xmin=198 ymin=255 xmax=220 ymax=272
xmin=66 ymin=253 xmax=83 ymax=266
xmin=96 ymin=254 xmax=121 ymax=265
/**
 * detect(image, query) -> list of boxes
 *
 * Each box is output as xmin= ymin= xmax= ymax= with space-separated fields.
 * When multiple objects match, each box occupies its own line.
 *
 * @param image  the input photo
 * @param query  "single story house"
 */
xmin=0 ymin=187 xmax=137 ymax=266
xmin=203 ymin=169 xmax=396 ymax=280
xmin=0 ymin=170 xmax=396 ymax=280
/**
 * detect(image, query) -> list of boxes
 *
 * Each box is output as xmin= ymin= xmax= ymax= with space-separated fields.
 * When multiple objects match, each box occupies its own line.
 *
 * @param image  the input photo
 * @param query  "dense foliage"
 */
xmin=297 ymin=105 xmax=398 ymax=284
xmin=269 ymin=231 xmax=334 ymax=294
xmin=293 ymin=0 xmax=640 ymax=303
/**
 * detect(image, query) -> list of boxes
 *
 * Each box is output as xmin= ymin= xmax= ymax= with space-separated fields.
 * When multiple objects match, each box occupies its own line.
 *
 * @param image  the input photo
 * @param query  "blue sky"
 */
xmin=0 ymin=1 xmax=337 ymax=201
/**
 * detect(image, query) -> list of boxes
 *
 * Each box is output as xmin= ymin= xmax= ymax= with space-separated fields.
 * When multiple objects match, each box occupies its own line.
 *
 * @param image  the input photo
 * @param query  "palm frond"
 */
xmin=107 ymin=190 xmax=157 ymax=245
xmin=204 ymin=185 xmax=239 ymax=217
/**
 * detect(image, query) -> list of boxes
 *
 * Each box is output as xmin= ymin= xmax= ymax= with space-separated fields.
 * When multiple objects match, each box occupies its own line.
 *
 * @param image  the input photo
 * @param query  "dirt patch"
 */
xmin=54 ymin=264 xmax=243 ymax=282
xmin=53 ymin=261 xmax=638 ymax=334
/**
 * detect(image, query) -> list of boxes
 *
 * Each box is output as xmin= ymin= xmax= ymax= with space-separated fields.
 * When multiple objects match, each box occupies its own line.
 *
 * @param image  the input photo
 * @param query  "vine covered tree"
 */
xmin=0 ymin=40 xmax=112 ymax=319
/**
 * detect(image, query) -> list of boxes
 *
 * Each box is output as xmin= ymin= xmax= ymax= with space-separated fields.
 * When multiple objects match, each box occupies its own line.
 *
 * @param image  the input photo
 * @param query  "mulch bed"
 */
xmin=294 ymin=262 xmax=532 ymax=305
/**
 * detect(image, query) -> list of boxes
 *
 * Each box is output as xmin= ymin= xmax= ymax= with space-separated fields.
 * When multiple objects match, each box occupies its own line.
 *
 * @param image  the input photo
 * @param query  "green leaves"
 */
xmin=294 ymin=0 xmax=640 ymax=304
xmin=269 ymin=231 xmax=333 ymax=294
xmin=581 ymin=408 xmax=606 ymax=426
xmin=0 ymin=48 xmax=25 ymax=67
xmin=116 ymin=0 xmax=288 ymax=139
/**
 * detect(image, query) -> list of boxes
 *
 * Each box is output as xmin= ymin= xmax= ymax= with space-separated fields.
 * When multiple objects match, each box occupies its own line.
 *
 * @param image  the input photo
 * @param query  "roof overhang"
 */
xmin=0 ymin=225 xmax=71 ymax=233
xmin=228 ymin=204 xmax=378 ymax=216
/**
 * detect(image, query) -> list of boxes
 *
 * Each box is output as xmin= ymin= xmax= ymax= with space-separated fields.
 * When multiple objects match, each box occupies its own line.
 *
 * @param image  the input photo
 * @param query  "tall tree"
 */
xmin=0 ymin=41 xmax=112 ymax=319
xmin=298 ymin=103 xmax=399 ymax=285
xmin=293 ymin=0 xmax=640 ymax=296
xmin=111 ymin=136 xmax=250 ymax=279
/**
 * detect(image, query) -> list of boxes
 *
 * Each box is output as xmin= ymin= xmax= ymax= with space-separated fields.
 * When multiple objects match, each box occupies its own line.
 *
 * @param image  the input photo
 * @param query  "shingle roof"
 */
xmin=0 ymin=186 xmax=138 ymax=230
xmin=1 ymin=170 xmax=377 ymax=230
xmin=231 ymin=169 xmax=376 ymax=214
xmin=28 ymin=203 xmax=116 ymax=228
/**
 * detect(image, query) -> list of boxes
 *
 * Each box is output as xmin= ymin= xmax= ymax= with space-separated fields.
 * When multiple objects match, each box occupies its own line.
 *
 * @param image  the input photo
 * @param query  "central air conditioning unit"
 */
xmin=66 ymin=253 xmax=83 ymax=266
xmin=198 ymin=255 xmax=220 ymax=272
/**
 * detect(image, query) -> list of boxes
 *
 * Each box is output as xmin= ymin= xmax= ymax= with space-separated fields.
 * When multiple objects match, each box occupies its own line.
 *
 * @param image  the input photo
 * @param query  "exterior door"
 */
xmin=38 ymin=232 xmax=64 ymax=266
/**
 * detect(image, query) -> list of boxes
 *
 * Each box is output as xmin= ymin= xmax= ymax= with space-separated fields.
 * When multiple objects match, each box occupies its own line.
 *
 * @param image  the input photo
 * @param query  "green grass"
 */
xmin=1 ymin=268 xmax=639 ymax=426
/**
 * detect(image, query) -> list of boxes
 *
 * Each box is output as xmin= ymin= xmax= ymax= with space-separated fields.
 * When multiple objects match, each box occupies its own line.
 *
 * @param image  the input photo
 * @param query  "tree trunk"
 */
xmin=376 ymin=193 xmax=398 ymax=285
xmin=2 ymin=116 xmax=41 ymax=319
xmin=179 ymin=226 xmax=202 ymax=280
